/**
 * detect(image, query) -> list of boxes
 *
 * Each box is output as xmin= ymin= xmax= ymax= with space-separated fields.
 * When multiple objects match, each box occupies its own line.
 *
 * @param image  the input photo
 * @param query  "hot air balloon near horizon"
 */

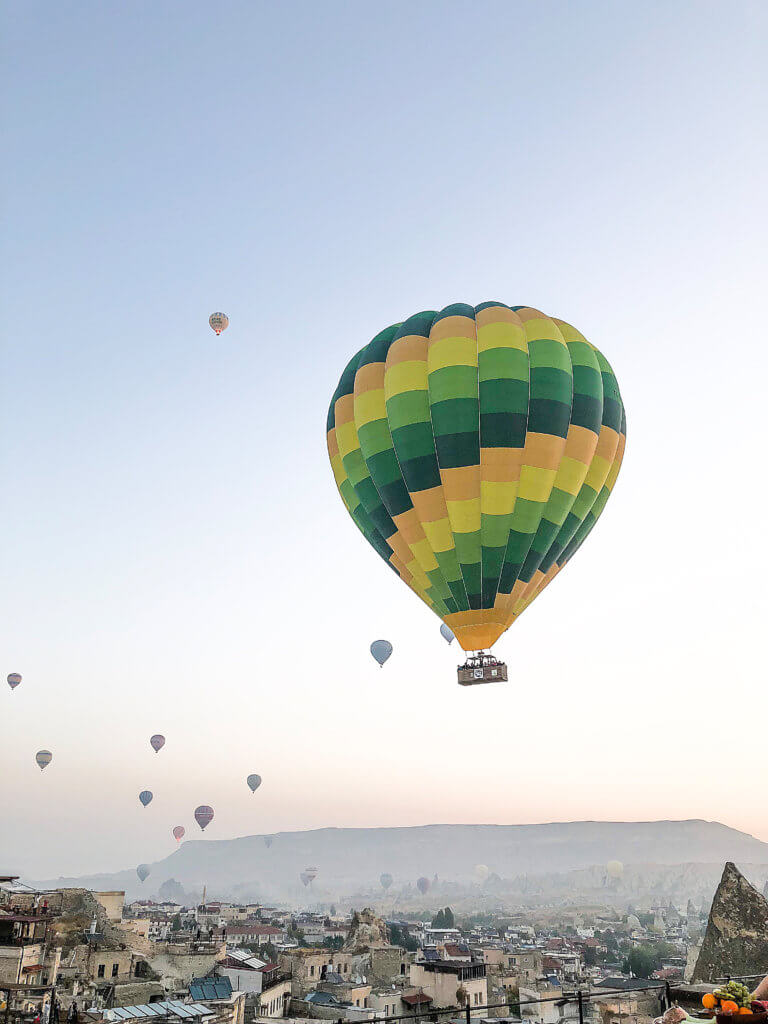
xmin=139 ymin=790 xmax=153 ymax=807
xmin=194 ymin=805 xmax=214 ymax=830
xmin=370 ymin=640 xmax=392 ymax=667
xmin=247 ymin=774 xmax=262 ymax=793
xmin=300 ymin=872 xmax=310 ymax=887
xmin=7 ymin=673 xmax=22 ymax=690
xmin=173 ymin=826 xmax=185 ymax=843
xmin=416 ymin=876 xmax=430 ymax=895
xmin=137 ymin=864 xmax=150 ymax=882
xmin=380 ymin=873 xmax=393 ymax=890
xmin=35 ymin=750 xmax=52 ymax=770
xmin=474 ymin=863 xmax=490 ymax=883
xmin=209 ymin=312 xmax=229 ymax=336
xmin=150 ymin=734 xmax=165 ymax=753
xmin=607 ymin=859 xmax=624 ymax=880
xmin=327 ymin=303 xmax=625 ymax=685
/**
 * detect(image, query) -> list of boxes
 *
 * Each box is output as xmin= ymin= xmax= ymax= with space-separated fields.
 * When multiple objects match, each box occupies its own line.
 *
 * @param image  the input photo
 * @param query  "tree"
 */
xmin=432 ymin=909 xmax=446 ymax=928
xmin=626 ymin=948 xmax=657 ymax=979
xmin=456 ymin=986 xmax=468 ymax=1007
xmin=171 ymin=914 xmax=182 ymax=933
xmin=443 ymin=907 xmax=455 ymax=928
xmin=389 ymin=924 xmax=419 ymax=953
xmin=323 ymin=936 xmax=344 ymax=950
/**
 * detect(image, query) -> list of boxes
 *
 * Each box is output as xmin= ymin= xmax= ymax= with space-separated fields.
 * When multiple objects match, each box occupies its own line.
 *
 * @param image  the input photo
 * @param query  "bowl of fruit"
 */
xmin=702 ymin=983 xmax=767 ymax=1023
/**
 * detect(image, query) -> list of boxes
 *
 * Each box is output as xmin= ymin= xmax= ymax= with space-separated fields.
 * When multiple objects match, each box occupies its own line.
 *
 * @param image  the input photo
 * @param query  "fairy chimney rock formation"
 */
xmin=344 ymin=908 xmax=389 ymax=950
xmin=692 ymin=862 xmax=768 ymax=981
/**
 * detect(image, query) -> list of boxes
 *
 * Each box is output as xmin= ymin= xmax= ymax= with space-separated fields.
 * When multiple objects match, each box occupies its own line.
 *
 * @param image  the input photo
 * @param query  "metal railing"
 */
xmin=335 ymin=980 xmax=671 ymax=1024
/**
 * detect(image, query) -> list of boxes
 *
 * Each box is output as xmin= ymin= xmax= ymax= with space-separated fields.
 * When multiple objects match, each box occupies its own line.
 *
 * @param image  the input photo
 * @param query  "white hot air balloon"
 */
xmin=36 ymin=750 xmax=52 ymax=771
xmin=209 ymin=312 xmax=229 ymax=336
xmin=474 ymin=864 xmax=490 ymax=883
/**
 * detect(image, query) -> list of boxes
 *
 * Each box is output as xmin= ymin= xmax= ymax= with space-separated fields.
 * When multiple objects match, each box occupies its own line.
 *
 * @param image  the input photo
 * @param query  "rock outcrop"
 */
xmin=344 ymin=908 xmax=389 ymax=950
xmin=692 ymin=862 xmax=768 ymax=981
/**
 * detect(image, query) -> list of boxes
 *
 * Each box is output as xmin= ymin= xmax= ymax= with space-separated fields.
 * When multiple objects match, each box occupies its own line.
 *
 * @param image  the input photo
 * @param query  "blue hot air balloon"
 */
xmin=139 ymin=790 xmax=153 ymax=807
xmin=370 ymin=640 xmax=393 ymax=667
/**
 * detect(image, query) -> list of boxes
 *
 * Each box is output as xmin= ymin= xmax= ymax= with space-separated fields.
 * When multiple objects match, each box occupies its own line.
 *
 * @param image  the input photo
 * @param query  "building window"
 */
xmin=97 ymin=965 xmax=105 ymax=978
xmin=112 ymin=964 xmax=119 ymax=977
xmin=309 ymin=966 xmax=314 ymax=977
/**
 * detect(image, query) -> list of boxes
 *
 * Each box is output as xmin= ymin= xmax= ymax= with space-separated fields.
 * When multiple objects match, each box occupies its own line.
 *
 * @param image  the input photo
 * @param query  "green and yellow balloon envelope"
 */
xmin=327 ymin=303 xmax=626 ymax=653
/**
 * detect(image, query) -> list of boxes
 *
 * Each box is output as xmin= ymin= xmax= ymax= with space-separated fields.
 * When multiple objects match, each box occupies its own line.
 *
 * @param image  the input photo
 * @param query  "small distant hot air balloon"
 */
xmin=209 ymin=312 xmax=229 ymax=336
xmin=300 ymin=872 xmax=310 ymax=887
xmin=35 ymin=750 xmax=52 ymax=771
xmin=380 ymin=873 xmax=393 ymax=891
xmin=416 ymin=876 xmax=430 ymax=895
xmin=264 ymin=836 xmax=273 ymax=849
xmin=7 ymin=673 xmax=22 ymax=690
xmin=370 ymin=640 xmax=393 ymax=667
xmin=137 ymin=864 xmax=150 ymax=883
xmin=139 ymin=790 xmax=153 ymax=807
xmin=440 ymin=624 xmax=455 ymax=645
xmin=150 ymin=734 xmax=165 ymax=753
xmin=194 ymin=805 xmax=214 ymax=830
xmin=474 ymin=864 xmax=490 ymax=883
xmin=173 ymin=826 xmax=185 ymax=843
xmin=304 ymin=867 xmax=318 ymax=885
xmin=607 ymin=860 xmax=624 ymax=880
xmin=247 ymin=774 xmax=262 ymax=793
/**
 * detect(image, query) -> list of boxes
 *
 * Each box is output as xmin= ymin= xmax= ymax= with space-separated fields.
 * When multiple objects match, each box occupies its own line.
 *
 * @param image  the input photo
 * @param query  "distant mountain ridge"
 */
xmin=32 ymin=819 xmax=768 ymax=903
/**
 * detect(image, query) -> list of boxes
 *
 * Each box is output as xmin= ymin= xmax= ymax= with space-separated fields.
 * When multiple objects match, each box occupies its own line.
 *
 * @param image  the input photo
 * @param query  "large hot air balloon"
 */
xmin=35 ymin=750 xmax=52 ymax=771
xmin=247 ymin=774 xmax=262 ymax=793
xmin=137 ymin=864 xmax=150 ymax=883
xmin=173 ymin=826 xmax=185 ymax=843
xmin=209 ymin=313 xmax=229 ymax=336
xmin=380 ymin=873 xmax=393 ymax=890
xmin=370 ymin=640 xmax=392 ymax=667
xmin=194 ymin=805 xmax=214 ymax=830
xmin=139 ymin=790 xmax=153 ymax=807
xmin=440 ymin=624 xmax=454 ymax=644
xmin=416 ymin=876 xmax=430 ymax=895
xmin=150 ymin=734 xmax=165 ymax=753
xmin=7 ymin=673 xmax=22 ymax=690
xmin=474 ymin=864 xmax=490 ymax=883
xmin=327 ymin=304 xmax=625 ymax=684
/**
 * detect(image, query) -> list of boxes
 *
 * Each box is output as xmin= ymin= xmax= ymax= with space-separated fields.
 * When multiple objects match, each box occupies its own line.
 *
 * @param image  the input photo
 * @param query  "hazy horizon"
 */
xmin=2 ymin=0 xmax=767 ymax=878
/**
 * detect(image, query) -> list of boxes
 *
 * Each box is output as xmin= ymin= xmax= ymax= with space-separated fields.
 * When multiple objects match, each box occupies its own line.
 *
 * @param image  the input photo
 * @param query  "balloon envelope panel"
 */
xmin=327 ymin=303 xmax=625 ymax=652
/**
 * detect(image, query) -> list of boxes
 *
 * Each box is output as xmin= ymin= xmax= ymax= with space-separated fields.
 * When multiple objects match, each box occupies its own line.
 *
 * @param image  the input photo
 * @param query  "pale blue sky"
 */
xmin=2 ymin=1 xmax=767 ymax=878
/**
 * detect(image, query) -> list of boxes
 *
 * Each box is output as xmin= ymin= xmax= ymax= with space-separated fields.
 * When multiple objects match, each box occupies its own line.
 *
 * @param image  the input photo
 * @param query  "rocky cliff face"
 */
xmin=692 ymin=862 xmax=768 ymax=981
xmin=344 ymin=908 xmax=389 ymax=950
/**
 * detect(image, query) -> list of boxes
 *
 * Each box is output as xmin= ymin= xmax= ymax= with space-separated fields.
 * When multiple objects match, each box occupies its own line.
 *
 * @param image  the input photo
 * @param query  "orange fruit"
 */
xmin=739 ymin=1010 xmax=752 ymax=1016
xmin=721 ymin=1001 xmax=739 ymax=1015
xmin=703 ymin=996 xmax=717 ymax=1010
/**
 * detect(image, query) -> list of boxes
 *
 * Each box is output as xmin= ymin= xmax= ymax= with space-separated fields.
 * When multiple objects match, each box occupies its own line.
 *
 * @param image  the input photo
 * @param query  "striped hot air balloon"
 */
xmin=194 ymin=805 xmax=214 ymax=830
xmin=327 ymin=303 xmax=625 ymax=656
